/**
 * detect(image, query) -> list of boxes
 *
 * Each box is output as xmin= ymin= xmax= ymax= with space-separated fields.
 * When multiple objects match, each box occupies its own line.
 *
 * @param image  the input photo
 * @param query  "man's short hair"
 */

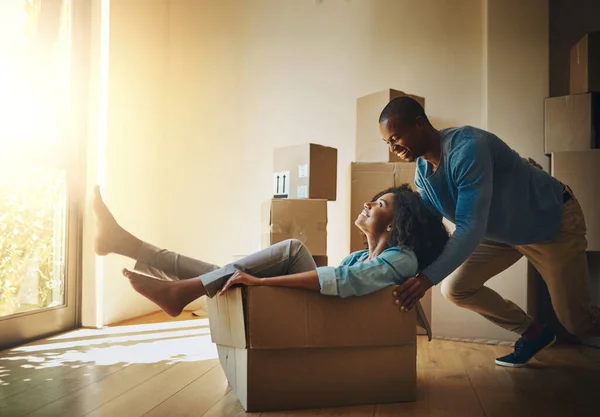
xmin=379 ymin=96 xmax=429 ymax=125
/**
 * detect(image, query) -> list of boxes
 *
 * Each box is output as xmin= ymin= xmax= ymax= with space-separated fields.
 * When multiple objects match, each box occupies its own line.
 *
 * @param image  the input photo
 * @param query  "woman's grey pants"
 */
xmin=133 ymin=238 xmax=317 ymax=297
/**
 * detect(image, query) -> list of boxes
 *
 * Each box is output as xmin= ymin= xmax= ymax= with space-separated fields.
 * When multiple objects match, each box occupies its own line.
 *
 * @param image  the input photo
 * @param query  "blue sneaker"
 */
xmin=495 ymin=327 xmax=557 ymax=367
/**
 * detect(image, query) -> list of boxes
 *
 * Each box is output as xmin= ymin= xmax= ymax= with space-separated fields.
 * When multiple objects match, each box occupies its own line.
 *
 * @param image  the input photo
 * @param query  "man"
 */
xmin=380 ymin=96 xmax=600 ymax=367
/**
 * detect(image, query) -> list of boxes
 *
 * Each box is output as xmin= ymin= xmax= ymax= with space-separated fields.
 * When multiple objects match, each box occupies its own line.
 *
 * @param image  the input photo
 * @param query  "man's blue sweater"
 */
xmin=415 ymin=126 xmax=565 ymax=284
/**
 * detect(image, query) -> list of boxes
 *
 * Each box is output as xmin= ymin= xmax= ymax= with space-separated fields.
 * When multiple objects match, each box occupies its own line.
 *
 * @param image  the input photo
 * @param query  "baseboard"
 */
xmin=432 ymin=335 xmax=515 ymax=346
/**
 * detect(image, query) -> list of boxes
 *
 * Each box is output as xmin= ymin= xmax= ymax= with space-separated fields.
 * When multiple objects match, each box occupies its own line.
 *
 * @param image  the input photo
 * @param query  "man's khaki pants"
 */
xmin=441 ymin=193 xmax=600 ymax=338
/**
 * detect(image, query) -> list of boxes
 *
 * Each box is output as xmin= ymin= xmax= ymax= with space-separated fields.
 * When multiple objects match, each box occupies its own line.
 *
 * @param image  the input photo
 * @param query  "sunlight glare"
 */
xmin=47 ymin=318 xmax=211 ymax=340
xmin=0 ymin=0 xmax=68 ymax=157
xmin=2 ymin=333 xmax=218 ymax=368
xmin=13 ymin=327 xmax=211 ymax=353
xmin=1 ymin=320 xmax=219 ymax=370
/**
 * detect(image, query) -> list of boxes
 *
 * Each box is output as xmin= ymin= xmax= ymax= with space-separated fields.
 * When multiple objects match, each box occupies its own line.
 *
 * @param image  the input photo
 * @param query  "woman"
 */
xmin=92 ymin=184 xmax=449 ymax=317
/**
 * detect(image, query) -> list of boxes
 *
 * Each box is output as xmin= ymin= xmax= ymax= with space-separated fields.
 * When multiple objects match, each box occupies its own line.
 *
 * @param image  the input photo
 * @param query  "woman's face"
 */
xmin=355 ymin=192 xmax=395 ymax=236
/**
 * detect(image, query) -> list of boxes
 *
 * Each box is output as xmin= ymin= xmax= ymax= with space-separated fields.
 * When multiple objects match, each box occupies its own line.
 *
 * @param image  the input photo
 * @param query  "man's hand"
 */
xmin=219 ymin=270 xmax=262 ymax=295
xmin=392 ymin=274 xmax=434 ymax=311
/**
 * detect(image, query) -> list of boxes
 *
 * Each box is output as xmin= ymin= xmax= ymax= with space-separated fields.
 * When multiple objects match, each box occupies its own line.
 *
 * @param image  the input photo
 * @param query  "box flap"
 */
xmin=245 ymin=286 xmax=417 ymax=349
xmin=216 ymin=345 xmax=248 ymax=409
xmin=207 ymin=288 xmax=247 ymax=348
xmin=415 ymin=300 xmax=432 ymax=341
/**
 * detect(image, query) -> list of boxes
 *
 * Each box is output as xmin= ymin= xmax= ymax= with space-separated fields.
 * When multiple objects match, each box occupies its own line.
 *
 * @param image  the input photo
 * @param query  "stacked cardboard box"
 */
xmin=353 ymin=89 xmax=432 ymax=334
xmin=264 ymin=143 xmax=337 ymax=265
xmin=545 ymin=31 xmax=600 ymax=250
xmin=272 ymin=143 xmax=337 ymax=200
xmin=208 ymin=286 xmax=420 ymax=411
xmin=570 ymin=31 xmax=600 ymax=95
xmin=537 ymin=32 xmax=600 ymax=346
xmin=356 ymin=89 xmax=425 ymax=162
xmin=207 ymin=111 xmax=433 ymax=410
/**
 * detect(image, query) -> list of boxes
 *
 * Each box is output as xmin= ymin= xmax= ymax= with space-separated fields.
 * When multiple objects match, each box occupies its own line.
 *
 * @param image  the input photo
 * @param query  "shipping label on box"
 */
xmin=262 ymin=198 xmax=327 ymax=256
xmin=356 ymin=89 xmax=425 ymax=163
xmin=272 ymin=170 xmax=290 ymax=198
xmin=273 ymin=143 xmax=337 ymax=201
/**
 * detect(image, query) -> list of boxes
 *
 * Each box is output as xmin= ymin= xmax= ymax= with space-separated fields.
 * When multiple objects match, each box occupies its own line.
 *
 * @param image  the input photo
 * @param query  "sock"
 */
xmin=522 ymin=322 xmax=543 ymax=341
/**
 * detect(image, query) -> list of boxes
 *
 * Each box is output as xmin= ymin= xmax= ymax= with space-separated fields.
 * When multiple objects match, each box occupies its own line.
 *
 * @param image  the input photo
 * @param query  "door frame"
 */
xmin=0 ymin=0 xmax=91 ymax=351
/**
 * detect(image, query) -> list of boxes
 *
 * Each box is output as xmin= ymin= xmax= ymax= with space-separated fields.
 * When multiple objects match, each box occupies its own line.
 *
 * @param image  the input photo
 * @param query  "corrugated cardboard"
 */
xmin=208 ymin=287 xmax=429 ymax=411
xmin=349 ymin=161 xmax=431 ymax=335
xmin=356 ymin=89 xmax=425 ymax=163
xmin=551 ymin=150 xmax=600 ymax=250
xmin=570 ymin=31 xmax=600 ymax=94
xmin=217 ymin=344 xmax=416 ymax=412
xmin=273 ymin=143 xmax=338 ymax=201
xmin=544 ymin=93 xmax=600 ymax=153
xmin=261 ymin=198 xmax=327 ymax=256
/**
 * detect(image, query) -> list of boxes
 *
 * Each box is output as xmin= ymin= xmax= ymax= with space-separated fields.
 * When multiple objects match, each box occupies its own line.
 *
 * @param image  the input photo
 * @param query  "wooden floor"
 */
xmin=1 ymin=312 xmax=599 ymax=417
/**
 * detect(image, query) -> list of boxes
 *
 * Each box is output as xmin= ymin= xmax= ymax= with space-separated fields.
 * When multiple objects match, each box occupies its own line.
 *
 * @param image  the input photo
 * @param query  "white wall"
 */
xmin=161 ymin=0 xmax=484 ymax=314
xmin=83 ymin=0 xmax=171 ymax=326
xmin=83 ymin=0 xmax=549 ymax=333
xmin=102 ymin=0 xmax=170 ymax=324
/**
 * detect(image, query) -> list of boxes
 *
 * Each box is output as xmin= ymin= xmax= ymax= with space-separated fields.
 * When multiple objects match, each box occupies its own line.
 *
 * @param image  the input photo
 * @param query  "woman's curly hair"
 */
xmin=369 ymin=184 xmax=449 ymax=270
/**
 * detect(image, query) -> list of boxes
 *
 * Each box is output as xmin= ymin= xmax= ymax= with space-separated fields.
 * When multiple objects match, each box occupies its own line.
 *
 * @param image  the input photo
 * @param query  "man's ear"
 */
xmin=415 ymin=116 xmax=426 ymax=128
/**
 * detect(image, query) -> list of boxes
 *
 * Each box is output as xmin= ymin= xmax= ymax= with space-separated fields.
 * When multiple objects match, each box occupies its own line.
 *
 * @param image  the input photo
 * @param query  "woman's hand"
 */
xmin=219 ymin=270 xmax=263 ymax=295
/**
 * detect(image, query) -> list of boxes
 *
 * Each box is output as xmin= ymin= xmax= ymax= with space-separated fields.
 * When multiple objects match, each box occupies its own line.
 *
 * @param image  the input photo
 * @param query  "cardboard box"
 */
xmin=544 ymin=93 xmax=600 ymax=153
xmin=570 ymin=31 xmax=600 ymax=94
xmin=273 ymin=143 xmax=338 ymax=201
xmin=551 ymin=150 xmax=600 ymax=250
xmin=349 ymin=161 xmax=432 ymax=335
xmin=207 ymin=286 xmax=431 ymax=412
xmin=262 ymin=199 xmax=327 ymax=256
xmin=312 ymin=255 xmax=328 ymax=267
xmin=356 ymin=89 xmax=425 ymax=163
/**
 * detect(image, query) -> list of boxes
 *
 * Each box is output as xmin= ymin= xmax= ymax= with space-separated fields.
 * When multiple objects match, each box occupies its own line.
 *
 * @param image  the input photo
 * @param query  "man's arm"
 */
xmin=394 ymin=140 xmax=494 ymax=311
xmin=421 ymin=140 xmax=494 ymax=284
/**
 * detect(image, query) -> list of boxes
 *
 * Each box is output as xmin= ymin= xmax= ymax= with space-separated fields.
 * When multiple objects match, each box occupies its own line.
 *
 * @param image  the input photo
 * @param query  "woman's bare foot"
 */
xmin=92 ymin=186 xmax=142 ymax=258
xmin=123 ymin=269 xmax=202 ymax=317
xmin=92 ymin=186 xmax=125 ymax=256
